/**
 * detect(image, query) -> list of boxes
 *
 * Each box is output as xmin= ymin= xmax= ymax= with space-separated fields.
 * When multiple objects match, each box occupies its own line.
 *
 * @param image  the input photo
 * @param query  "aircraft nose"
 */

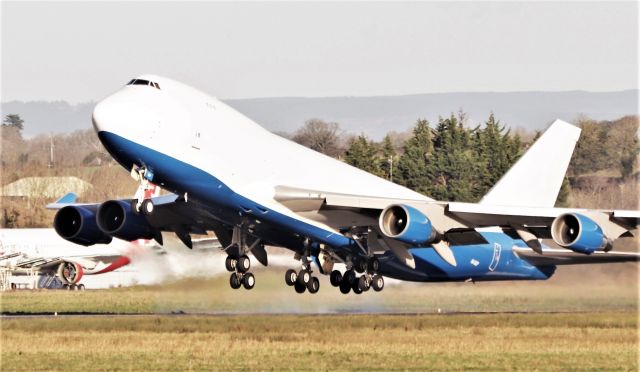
xmin=92 ymin=98 xmax=126 ymax=134
xmin=92 ymin=97 xmax=157 ymax=136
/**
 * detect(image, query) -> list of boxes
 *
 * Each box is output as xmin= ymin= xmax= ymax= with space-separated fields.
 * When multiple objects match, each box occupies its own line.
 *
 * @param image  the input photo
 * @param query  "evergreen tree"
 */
xmin=379 ymin=135 xmax=397 ymax=181
xmin=472 ymin=113 xmax=523 ymax=200
xmin=396 ymin=119 xmax=433 ymax=195
xmin=2 ymin=114 xmax=24 ymax=131
xmin=344 ymin=134 xmax=380 ymax=175
xmin=430 ymin=114 xmax=475 ymax=201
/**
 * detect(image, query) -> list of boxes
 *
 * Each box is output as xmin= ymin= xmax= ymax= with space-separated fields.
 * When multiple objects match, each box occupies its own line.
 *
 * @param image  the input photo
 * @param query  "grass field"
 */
xmin=1 ymin=313 xmax=638 ymax=370
xmin=1 ymin=264 xmax=638 ymax=370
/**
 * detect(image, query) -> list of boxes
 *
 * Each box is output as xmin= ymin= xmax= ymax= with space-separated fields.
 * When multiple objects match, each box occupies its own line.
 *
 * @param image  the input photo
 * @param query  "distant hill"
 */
xmin=2 ymin=90 xmax=637 ymax=139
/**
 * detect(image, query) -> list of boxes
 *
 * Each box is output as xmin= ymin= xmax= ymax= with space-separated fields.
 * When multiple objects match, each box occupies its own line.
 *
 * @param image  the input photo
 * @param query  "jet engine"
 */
xmin=56 ymin=261 xmax=84 ymax=284
xmin=54 ymin=206 xmax=112 ymax=246
xmin=379 ymin=204 xmax=438 ymax=245
xmin=550 ymin=213 xmax=610 ymax=254
xmin=97 ymin=200 xmax=156 ymax=241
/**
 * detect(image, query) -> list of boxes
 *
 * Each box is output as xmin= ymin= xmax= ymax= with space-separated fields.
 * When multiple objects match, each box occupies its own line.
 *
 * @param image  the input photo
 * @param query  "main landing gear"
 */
xmin=226 ymin=255 xmax=255 ymax=290
xmin=224 ymin=225 xmax=263 ymax=290
xmin=330 ymin=257 xmax=384 ymax=295
xmin=284 ymin=255 xmax=320 ymax=294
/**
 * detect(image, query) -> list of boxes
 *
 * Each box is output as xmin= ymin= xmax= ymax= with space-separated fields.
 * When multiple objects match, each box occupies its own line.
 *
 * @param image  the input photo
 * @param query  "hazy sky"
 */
xmin=1 ymin=1 xmax=638 ymax=103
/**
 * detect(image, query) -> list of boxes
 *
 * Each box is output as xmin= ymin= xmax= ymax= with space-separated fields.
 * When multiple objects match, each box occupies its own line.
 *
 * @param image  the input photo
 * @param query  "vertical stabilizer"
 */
xmin=480 ymin=119 xmax=581 ymax=207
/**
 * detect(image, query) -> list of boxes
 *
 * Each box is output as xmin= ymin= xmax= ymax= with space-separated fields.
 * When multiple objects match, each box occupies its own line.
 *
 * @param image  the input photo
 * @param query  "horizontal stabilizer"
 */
xmin=46 ymin=192 xmax=79 ymax=209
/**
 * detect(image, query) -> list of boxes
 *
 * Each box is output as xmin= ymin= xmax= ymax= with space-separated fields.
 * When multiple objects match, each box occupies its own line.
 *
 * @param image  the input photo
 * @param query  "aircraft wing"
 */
xmin=274 ymin=185 xmax=639 ymax=243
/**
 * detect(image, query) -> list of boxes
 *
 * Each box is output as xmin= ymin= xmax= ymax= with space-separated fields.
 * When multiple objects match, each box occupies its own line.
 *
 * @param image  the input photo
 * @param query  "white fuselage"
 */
xmin=93 ymin=75 xmax=430 ymax=234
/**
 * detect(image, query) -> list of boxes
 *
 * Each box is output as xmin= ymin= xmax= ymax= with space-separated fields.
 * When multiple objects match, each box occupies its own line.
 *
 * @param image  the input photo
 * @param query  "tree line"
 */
xmin=290 ymin=114 xmax=638 ymax=205
xmin=2 ymin=112 xmax=638 ymax=207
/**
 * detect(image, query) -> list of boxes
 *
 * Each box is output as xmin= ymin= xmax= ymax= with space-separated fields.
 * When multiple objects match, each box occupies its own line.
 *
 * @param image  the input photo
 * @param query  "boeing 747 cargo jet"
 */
xmin=50 ymin=75 xmax=639 ymax=295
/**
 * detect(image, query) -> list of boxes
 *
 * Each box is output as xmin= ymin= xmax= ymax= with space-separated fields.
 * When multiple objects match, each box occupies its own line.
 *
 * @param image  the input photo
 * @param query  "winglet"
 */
xmin=480 ymin=119 xmax=581 ymax=207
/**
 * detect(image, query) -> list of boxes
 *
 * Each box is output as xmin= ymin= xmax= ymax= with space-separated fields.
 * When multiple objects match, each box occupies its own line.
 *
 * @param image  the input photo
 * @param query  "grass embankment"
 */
xmin=1 ymin=313 xmax=637 ymax=370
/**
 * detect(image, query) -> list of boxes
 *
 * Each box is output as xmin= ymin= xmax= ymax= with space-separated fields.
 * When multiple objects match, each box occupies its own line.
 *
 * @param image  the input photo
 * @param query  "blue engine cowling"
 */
xmin=378 ymin=204 xmax=437 ymax=245
xmin=53 ymin=206 xmax=113 ymax=246
xmin=96 ymin=200 xmax=155 ymax=241
xmin=550 ymin=213 xmax=610 ymax=254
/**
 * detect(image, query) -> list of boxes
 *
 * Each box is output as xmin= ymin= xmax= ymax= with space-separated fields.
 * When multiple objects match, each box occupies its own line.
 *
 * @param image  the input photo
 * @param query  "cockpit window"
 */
xmin=126 ymin=79 xmax=161 ymax=90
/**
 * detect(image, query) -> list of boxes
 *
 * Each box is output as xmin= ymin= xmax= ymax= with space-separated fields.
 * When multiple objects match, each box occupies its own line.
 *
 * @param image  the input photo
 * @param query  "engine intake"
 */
xmin=379 ymin=204 xmax=437 ymax=245
xmin=54 ymin=206 xmax=112 ymax=246
xmin=550 ymin=213 xmax=609 ymax=254
xmin=57 ymin=261 xmax=84 ymax=284
xmin=97 ymin=200 xmax=155 ymax=241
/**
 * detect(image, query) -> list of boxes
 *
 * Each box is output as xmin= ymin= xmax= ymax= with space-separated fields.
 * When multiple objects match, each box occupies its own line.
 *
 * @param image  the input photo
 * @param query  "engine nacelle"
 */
xmin=53 ymin=206 xmax=112 ymax=246
xmin=97 ymin=200 xmax=155 ymax=241
xmin=379 ymin=204 xmax=437 ymax=245
xmin=57 ymin=261 xmax=84 ymax=284
xmin=550 ymin=213 xmax=610 ymax=254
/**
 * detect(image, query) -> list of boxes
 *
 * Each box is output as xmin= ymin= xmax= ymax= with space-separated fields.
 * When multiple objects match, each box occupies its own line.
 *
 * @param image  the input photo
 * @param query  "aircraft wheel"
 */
xmin=294 ymin=281 xmax=306 ymax=294
xmin=10 ymin=283 xmax=17 ymax=290
xmin=285 ymin=269 xmax=297 ymax=286
xmin=357 ymin=276 xmax=370 ymax=292
xmin=297 ymin=269 xmax=310 ymax=285
xmin=339 ymin=280 xmax=351 ymax=294
xmin=71 ymin=284 xmax=78 ymax=291
xmin=242 ymin=272 xmax=255 ymax=290
xmin=229 ymin=273 xmax=242 ymax=289
xmin=225 ymin=256 xmax=237 ymax=272
xmin=343 ymin=270 xmax=357 ymax=285
xmin=237 ymin=255 xmax=251 ymax=273
xmin=130 ymin=199 xmax=141 ymax=214
xmin=329 ymin=270 xmax=342 ymax=287
xmin=307 ymin=277 xmax=320 ymax=294
xmin=77 ymin=284 xmax=86 ymax=291
xmin=352 ymin=280 xmax=363 ymax=295
xmin=355 ymin=260 xmax=367 ymax=274
xmin=141 ymin=199 xmax=154 ymax=215
xmin=371 ymin=275 xmax=384 ymax=292
xmin=368 ymin=257 xmax=380 ymax=272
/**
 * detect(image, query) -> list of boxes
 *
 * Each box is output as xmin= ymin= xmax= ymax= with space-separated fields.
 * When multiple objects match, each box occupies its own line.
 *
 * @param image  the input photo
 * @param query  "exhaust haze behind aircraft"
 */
xmin=49 ymin=75 xmax=639 ymax=296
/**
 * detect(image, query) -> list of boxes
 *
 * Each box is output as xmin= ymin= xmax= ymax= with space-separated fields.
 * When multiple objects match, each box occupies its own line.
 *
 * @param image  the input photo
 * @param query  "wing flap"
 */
xmin=514 ymin=247 xmax=640 ymax=265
